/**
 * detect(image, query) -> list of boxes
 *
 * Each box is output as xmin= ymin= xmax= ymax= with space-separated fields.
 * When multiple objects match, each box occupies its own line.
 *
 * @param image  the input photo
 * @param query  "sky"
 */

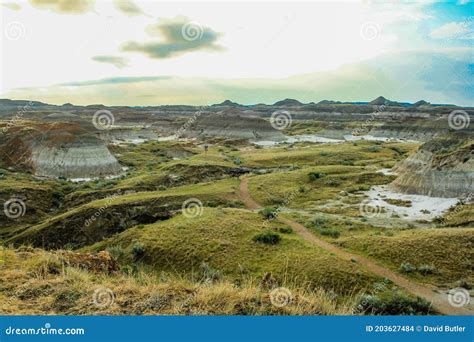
xmin=1 ymin=0 xmax=473 ymax=106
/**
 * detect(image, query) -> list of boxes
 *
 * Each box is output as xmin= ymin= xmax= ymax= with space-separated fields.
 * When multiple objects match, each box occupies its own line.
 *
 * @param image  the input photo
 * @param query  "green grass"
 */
xmin=8 ymin=178 xmax=241 ymax=247
xmin=85 ymin=208 xmax=381 ymax=295
xmin=336 ymin=228 xmax=474 ymax=288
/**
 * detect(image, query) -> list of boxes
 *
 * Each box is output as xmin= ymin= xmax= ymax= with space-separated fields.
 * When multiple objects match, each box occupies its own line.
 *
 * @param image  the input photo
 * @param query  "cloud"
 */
xmin=29 ymin=0 xmax=95 ymax=14
xmin=58 ymin=76 xmax=170 ymax=87
xmin=430 ymin=21 xmax=474 ymax=40
xmin=121 ymin=16 xmax=224 ymax=59
xmin=92 ymin=55 xmax=129 ymax=68
xmin=1 ymin=2 xmax=22 ymax=10
xmin=113 ymin=0 xmax=147 ymax=16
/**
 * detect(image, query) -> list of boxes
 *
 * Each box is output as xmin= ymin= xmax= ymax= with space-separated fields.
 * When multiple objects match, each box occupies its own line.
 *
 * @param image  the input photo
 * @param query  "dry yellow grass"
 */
xmin=0 ymin=247 xmax=357 ymax=315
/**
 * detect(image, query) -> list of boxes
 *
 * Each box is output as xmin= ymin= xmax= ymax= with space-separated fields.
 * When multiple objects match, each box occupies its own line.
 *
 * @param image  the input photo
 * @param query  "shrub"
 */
xmin=317 ymin=228 xmax=340 ymax=238
xmin=308 ymin=172 xmax=326 ymax=181
xmin=312 ymin=217 xmax=326 ymax=227
xmin=107 ymin=245 xmax=125 ymax=260
xmin=367 ymin=145 xmax=382 ymax=153
xmin=278 ymin=227 xmax=293 ymax=234
xmin=132 ymin=243 xmax=146 ymax=257
xmin=253 ymin=231 xmax=281 ymax=245
xmin=298 ymin=185 xmax=307 ymax=193
xmin=357 ymin=290 xmax=433 ymax=315
xmin=399 ymin=262 xmax=416 ymax=273
xmin=260 ymin=207 xmax=277 ymax=220
xmin=200 ymin=262 xmax=221 ymax=282
xmin=418 ymin=264 xmax=437 ymax=275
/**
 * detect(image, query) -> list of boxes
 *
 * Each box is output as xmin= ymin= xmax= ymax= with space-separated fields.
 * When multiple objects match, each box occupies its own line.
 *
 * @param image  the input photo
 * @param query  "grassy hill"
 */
xmin=84 ymin=208 xmax=380 ymax=295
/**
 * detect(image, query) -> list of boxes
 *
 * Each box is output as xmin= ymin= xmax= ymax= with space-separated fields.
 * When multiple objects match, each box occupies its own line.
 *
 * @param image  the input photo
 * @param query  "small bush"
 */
xmin=317 ymin=228 xmax=340 ymax=238
xmin=308 ymin=172 xmax=326 ymax=181
xmin=367 ymin=146 xmax=382 ymax=153
xmin=399 ymin=262 xmax=416 ymax=273
xmin=279 ymin=227 xmax=293 ymax=234
xmin=132 ymin=243 xmax=146 ymax=257
xmin=253 ymin=231 xmax=281 ymax=245
xmin=357 ymin=290 xmax=433 ymax=315
xmin=417 ymin=264 xmax=437 ymax=275
xmin=260 ymin=207 xmax=277 ymax=220
xmin=312 ymin=217 xmax=327 ymax=228
xmin=107 ymin=245 xmax=125 ymax=260
xmin=298 ymin=185 xmax=307 ymax=193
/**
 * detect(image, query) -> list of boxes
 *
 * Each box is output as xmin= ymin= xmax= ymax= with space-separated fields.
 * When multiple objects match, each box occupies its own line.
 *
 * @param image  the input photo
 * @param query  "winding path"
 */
xmin=239 ymin=176 xmax=473 ymax=316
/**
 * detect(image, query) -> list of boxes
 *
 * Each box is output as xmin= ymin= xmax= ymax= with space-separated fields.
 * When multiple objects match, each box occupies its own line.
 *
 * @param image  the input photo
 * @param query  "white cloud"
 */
xmin=429 ymin=21 xmax=474 ymax=40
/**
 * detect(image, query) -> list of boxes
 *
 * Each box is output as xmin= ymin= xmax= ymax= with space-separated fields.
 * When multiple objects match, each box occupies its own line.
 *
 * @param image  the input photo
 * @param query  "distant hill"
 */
xmin=413 ymin=100 xmax=430 ymax=107
xmin=273 ymin=98 xmax=303 ymax=106
xmin=213 ymin=99 xmax=241 ymax=107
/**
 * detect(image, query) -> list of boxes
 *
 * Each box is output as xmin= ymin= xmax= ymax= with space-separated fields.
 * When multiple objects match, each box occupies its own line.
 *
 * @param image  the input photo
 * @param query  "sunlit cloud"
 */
xmin=29 ymin=0 xmax=95 ymax=14
xmin=121 ymin=16 xmax=224 ymax=59
xmin=113 ymin=0 xmax=148 ymax=17
xmin=92 ymin=55 xmax=129 ymax=69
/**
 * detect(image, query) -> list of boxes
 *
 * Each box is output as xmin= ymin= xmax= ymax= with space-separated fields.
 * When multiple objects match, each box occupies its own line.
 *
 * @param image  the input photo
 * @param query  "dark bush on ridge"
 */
xmin=253 ymin=231 xmax=281 ymax=245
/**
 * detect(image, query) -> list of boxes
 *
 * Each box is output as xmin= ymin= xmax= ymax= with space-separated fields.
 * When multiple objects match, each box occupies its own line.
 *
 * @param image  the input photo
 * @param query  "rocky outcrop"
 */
xmin=184 ymin=109 xmax=287 ymax=141
xmin=31 ymin=141 xmax=122 ymax=179
xmin=0 ymin=121 xmax=122 ymax=179
xmin=390 ymin=140 xmax=473 ymax=198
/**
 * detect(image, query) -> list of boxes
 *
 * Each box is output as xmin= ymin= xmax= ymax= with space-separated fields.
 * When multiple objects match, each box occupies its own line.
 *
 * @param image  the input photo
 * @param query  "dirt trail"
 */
xmin=239 ymin=177 xmax=473 ymax=316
